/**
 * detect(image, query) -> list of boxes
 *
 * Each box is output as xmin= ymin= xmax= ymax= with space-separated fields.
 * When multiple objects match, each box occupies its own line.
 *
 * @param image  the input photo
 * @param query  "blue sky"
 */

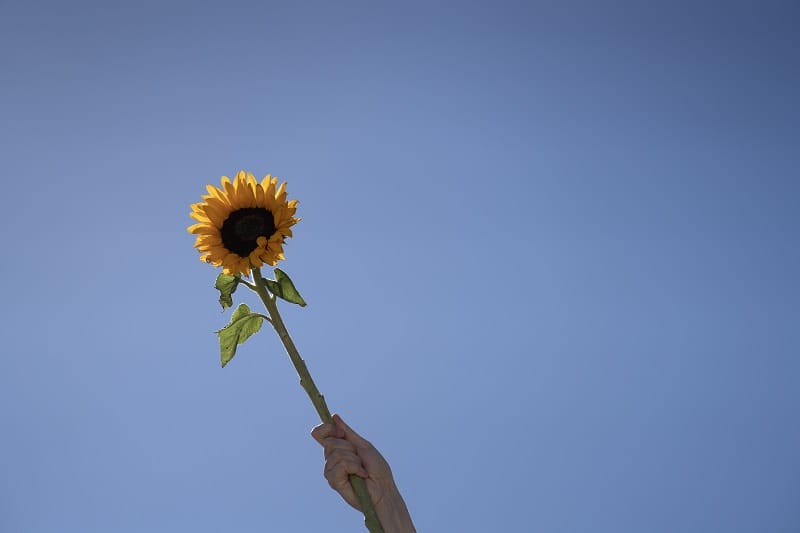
xmin=1 ymin=1 xmax=798 ymax=532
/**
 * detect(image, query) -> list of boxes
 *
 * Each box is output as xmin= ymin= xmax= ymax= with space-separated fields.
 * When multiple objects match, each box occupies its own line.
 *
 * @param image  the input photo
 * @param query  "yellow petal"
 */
xmin=263 ymin=255 xmax=278 ymax=266
xmin=188 ymin=223 xmax=218 ymax=235
xmin=275 ymin=216 xmax=296 ymax=229
xmin=221 ymin=177 xmax=236 ymax=204
xmin=248 ymin=249 xmax=263 ymax=266
xmin=235 ymin=172 xmax=256 ymax=208
xmin=189 ymin=211 xmax=210 ymax=223
xmin=202 ymin=204 xmax=227 ymax=228
xmin=205 ymin=184 xmax=230 ymax=207
xmin=204 ymin=196 xmax=231 ymax=215
xmin=254 ymin=182 xmax=265 ymax=206
xmin=243 ymin=180 xmax=257 ymax=207
xmin=204 ymin=249 xmax=227 ymax=264
xmin=274 ymin=182 xmax=287 ymax=203
xmin=264 ymin=195 xmax=277 ymax=213
xmin=195 ymin=233 xmax=222 ymax=244
xmin=262 ymin=176 xmax=276 ymax=198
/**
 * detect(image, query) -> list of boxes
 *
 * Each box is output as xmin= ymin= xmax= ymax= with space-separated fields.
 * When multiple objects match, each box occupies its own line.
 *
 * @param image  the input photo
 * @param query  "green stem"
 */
xmin=251 ymin=267 xmax=384 ymax=533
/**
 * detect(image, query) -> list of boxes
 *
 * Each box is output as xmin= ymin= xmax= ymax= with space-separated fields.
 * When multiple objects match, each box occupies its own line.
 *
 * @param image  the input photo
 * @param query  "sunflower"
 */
xmin=188 ymin=171 xmax=300 ymax=276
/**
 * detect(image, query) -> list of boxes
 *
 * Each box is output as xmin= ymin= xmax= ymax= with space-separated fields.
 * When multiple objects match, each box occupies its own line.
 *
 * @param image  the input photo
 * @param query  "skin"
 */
xmin=311 ymin=414 xmax=416 ymax=533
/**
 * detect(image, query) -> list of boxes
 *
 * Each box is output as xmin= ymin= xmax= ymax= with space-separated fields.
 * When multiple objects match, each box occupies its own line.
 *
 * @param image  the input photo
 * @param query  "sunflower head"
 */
xmin=188 ymin=171 xmax=300 ymax=276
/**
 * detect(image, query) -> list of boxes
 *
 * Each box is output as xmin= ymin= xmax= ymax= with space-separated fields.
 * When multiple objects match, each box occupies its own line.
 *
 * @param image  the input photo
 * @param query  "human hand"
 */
xmin=311 ymin=414 xmax=415 ymax=533
xmin=311 ymin=414 xmax=394 ymax=509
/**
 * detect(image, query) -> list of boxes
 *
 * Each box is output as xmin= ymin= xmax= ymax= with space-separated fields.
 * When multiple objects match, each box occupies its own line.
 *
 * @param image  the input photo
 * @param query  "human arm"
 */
xmin=311 ymin=414 xmax=416 ymax=533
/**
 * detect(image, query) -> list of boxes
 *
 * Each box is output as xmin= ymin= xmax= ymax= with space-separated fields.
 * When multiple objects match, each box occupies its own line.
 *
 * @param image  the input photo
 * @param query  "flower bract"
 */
xmin=188 ymin=171 xmax=300 ymax=276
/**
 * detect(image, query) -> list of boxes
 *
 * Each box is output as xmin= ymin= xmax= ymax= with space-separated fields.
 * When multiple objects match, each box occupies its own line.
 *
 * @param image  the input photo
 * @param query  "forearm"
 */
xmin=375 ymin=483 xmax=416 ymax=533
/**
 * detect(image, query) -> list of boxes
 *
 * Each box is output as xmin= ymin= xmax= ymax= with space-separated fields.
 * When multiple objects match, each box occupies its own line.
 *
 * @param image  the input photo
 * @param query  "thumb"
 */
xmin=333 ymin=414 xmax=371 ymax=449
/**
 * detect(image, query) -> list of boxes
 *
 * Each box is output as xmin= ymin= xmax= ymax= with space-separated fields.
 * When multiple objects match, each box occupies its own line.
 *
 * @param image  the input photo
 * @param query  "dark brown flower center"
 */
xmin=220 ymin=208 xmax=276 ymax=256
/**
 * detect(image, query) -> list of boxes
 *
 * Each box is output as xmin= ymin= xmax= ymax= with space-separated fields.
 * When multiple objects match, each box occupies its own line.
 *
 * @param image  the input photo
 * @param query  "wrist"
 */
xmin=374 ymin=483 xmax=416 ymax=533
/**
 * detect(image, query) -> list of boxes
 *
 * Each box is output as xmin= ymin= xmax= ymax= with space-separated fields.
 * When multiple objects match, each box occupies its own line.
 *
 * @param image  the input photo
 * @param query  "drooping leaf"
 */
xmin=214 ymin=273 xmax=241 ymax=310
xmin=264 ymin=268 xmax=307 ymax=307
xmin=216 ymin=303 xmax=264 ymax=367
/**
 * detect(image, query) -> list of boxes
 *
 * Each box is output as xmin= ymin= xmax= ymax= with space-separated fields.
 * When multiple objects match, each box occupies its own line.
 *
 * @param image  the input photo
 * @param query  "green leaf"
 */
xmin=216 ymin=303 xmax=264 ymax=367
xmin=214 ymin=273 xmax=241 ymax=310
xmin=264 ymin=268 xmax=307 ymax=307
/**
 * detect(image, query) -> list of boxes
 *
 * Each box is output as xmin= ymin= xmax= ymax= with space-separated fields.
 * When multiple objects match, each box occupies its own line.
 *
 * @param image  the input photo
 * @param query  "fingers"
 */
xmin=332 ymin=414 xmax=393 ymax=479
xmin=310 ymin=416 xmax=392 ymax=511
xmin=321 ymin=435 xmax=358 ymax=461
xmin=322 ymin=441 xmax=368 ymax=509
xmin=324 ymin=445 xmax=368 ymax=480
xmin=310 ymin=421 xmax=344 ymax=445
xmin=311 ymin=415 xmax=370 ymax=449
xmin=333 ymin=414 xmax=371 ymax=449
xmin=311 ymin=419 xmax=368 ymax=479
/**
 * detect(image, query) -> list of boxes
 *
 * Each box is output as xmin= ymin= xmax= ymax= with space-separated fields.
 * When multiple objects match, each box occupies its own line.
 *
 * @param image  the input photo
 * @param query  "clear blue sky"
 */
xmin=1 ymin=1 xmax=798 ymax=532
